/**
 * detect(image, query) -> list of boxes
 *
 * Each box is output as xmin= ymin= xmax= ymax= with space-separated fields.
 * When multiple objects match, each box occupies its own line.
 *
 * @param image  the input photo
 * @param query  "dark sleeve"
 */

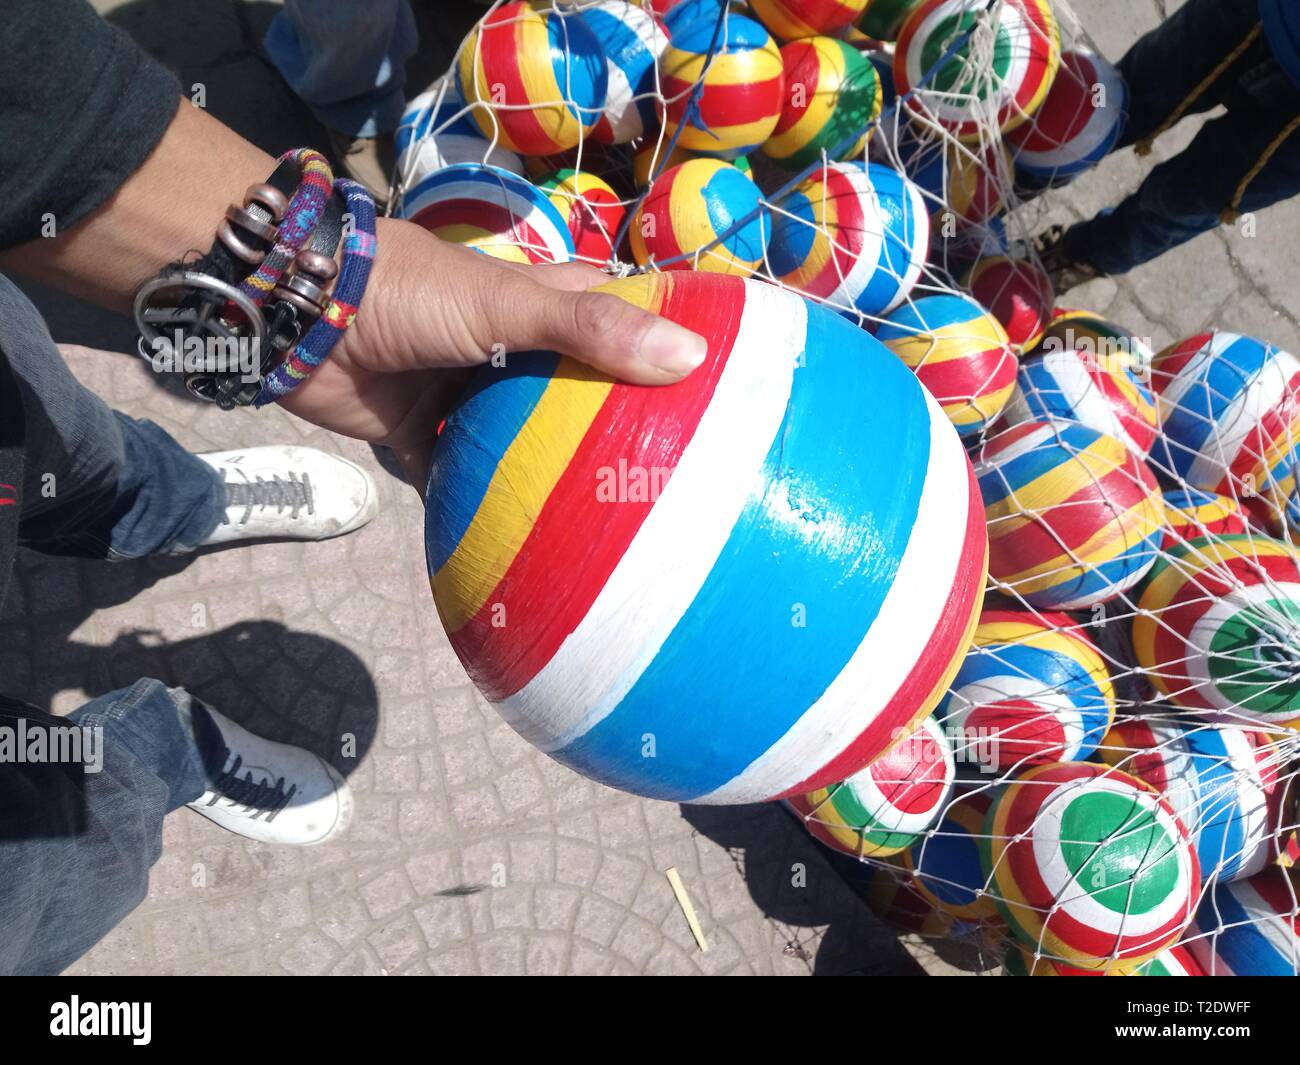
xmin=0 ymin=0 xmax=181 ymax=250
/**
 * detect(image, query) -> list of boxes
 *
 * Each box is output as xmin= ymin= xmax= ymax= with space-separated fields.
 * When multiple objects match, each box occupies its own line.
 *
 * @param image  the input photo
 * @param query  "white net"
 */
xmin=394 ymin=0 xmax=1300 ymax=976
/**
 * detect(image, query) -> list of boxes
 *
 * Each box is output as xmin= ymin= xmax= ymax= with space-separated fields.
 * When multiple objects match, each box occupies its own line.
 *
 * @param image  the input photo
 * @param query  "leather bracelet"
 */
xmin=132 ymin=150 xmax=346 ymax=409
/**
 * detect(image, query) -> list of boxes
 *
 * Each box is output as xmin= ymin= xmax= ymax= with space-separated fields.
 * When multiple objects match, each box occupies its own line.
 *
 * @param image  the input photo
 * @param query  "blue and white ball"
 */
xmin=399 ymin=163 xmax=575 ymax=265
xmin=766 ymin=161 xmax=929 ymax=319
xmin=581 ymin=1 xmax=671 ymax=144
xmin=395 ymin=85 xmax=525 ymax=187
xmin=1190 ymin=869 xmax=1299 ymax=975
xmin=1098 ymin=720 xmax=1284 ymax=883
xmin=1008 ymin=50 xmax=1128 ymax=189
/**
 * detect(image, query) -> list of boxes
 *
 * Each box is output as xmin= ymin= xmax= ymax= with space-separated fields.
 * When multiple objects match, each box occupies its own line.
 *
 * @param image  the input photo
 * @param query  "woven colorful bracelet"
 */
xmin=238 ymin=147 xmax=335 ymax=306
xmin=255 ymin=178 xmax=377 ymax=406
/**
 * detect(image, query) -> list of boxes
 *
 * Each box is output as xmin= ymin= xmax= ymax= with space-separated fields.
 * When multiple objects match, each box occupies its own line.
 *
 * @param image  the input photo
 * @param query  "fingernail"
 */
xmin=638 ymin=320 xmax=708 ymax=377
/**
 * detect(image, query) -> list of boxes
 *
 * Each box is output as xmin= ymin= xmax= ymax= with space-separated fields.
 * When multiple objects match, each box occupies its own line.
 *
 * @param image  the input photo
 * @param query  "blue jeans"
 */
xmin=1 ymin=280 xmax=226 ymax=559
xmin=0 ymin=684 xmax=210 ymax=975
xmin=263 ymin=0 xmax=418 ymax=138
xmin=0 ymin=275 xmax=228 ymax=973
xmin=1071 ymin=0 xmax=1300 ymax=274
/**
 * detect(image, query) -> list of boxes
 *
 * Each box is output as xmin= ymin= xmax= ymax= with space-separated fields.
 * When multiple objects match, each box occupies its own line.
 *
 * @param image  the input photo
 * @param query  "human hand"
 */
xmin=277 ymin=218 xmax=708 ymax=492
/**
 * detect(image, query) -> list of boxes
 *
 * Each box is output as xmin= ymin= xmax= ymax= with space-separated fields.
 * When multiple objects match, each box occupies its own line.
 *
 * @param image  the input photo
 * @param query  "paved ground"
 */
xmin=3 ymin=0 xmax=1296 ymax=975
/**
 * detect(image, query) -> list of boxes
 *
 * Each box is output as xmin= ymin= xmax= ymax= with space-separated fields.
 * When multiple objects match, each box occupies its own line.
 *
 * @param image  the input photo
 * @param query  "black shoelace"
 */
xmin=201 ymin=752 xmax=298 ymax=822
xmin=220 ymin=470 xmax=315 ymax=527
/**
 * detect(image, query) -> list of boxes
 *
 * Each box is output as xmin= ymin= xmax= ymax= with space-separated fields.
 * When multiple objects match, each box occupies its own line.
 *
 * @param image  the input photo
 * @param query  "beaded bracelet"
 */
xmin=255 ymin=178 xmax=378 ymax=405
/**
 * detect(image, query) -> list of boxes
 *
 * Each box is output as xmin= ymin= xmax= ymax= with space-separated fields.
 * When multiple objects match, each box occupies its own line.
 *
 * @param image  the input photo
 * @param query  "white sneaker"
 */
xmin=186 ymin=702 xmax=353 ymax=845
xmin=197 ymin=446 xmax=379 ymax=546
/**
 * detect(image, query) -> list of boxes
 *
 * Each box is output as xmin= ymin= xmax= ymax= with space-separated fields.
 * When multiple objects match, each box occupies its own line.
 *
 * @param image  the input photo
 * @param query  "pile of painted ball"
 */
xmin=395 ymin=0 xmax=1126 ymax=321
xmin=790 ymin=325 xmax=1300 ymax=977
xmin=402 ymin=3 xmax=1300 ymax=977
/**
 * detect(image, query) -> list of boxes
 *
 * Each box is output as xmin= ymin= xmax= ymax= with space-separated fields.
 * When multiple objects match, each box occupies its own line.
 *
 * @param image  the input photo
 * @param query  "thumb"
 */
xmin=504 ymin=278 xmax=708 ymax=385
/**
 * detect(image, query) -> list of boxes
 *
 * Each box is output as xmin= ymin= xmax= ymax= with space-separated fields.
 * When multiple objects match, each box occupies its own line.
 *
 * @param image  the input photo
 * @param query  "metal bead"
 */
xmin=272 ymin=272 xmax=329 ymax=318
xmin=224 ymin=204 xmax=278 ymax=244
xmin=217 ymin=219 xmax=266 ymax=265
xmin=292 ymin=249 xmax=339 ymax=284
xmin=244 ymin=182 xmax=288 ymax=223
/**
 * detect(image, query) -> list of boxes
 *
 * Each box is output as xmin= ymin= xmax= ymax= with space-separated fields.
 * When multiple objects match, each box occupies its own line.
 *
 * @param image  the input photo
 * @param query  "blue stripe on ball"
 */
xmin=547 ymin=11 xmax=609 ymax=125
xmin=702 ymin=166 xmax=770 ymax=263
xmin=426 ymin=353 xmax=559 ymax=573
xmin=766 ymin=187 xmax=817 ymax=278
xmin=1161 ymin=335 xmax=1275 ymax=476
xmin=553 ymin=307 xmax=933 ymax=800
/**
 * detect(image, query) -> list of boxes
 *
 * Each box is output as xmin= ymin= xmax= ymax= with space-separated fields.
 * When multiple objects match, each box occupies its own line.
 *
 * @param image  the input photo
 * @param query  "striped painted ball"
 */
xmin=895 ymin=0 xmax=1060 ymax=142
xmin=396 ymin=81 xmax=480 ymax=151
xmin=1008 ymin=49 xmax=1128 ymax=189
xmin=976 ymin=421 xmax=1164 ymax=609
xmin=395 ymin=85 xmax=526 ymax=185
xmin=858 ymin=0 xmax=923 ymax=41
xmin=897 ymin=127 xmax=1011 ymax=227
xmin=399 ymin=163 xmax=575 ymax=264
xmin=457 ymin=1 xmax=608 ymax=156
xmin=1005 ymin=941 xmax=1206 ymax=976
xmin=766 ymin=160 xmax=929 ymax=316
xmin=977 ymin=423 xmax=1164 ymax=611
xmin=1005 ymin=311 xmax=1159 ymax=456
xmin=935 ymin=609 xmax=1115 ymax=771
xmin=876 ymin=293 xmax=1016 ymax=438
xmin=1097 ymin=719 xmax=1283 ymax=882
xmin=630 ymin=158 xmax=769 ymax=274
xmin=1151 ymin=332 xmax=1300 ymax=535
xmin=537 ymin=169 xmax=625 ymax=264
xmin=982 ymin=762 xmax=1201 ymax=968
xmin=581 ymin=1 xmax=671 ymax=144
xmin=751 ymin=0 xmax=869 ymax=40
xmin=1160 ymin=488 xmax=1248 ymax=549
xmin=1190 ymin=868 xmax=1300 ymax=975
xmin=902 ymin=787 xmax=999 ymax=920
xmin=761 ymin=36 xmax=882 ymax=171
xmin=424 ymin=272 xmax=988 ymax=803
xmin=659 ymin=14 xmax=785 ymax=157
xmin=966 ymin=255 xmax=1054 ymax=351
xmin=789 ymin=714 xmax=955 ymax=857
xmin=1133 ymin=534 xmax=1300 ymax=729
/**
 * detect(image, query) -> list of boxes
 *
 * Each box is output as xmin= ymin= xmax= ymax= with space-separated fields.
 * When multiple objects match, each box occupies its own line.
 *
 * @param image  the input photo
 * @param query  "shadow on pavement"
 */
xmin=0 ymin=549 xmax=378 ymax=775
xmin=679 ymin=802 xmax=929 ymax=975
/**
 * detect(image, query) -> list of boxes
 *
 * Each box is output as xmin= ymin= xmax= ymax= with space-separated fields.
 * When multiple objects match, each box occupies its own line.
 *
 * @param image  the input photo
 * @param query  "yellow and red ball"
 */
xmin=537 ymin=168 xmax=626 ymax=264
xmin=877 ymin=293 xmax=1016 ymax=439
xmin=659 ymin=13 xmax=786 ymax=157
xmin=457 ymin=1 xmax=608 ymax=156
xmin=761 ymin=35 xmax=882 ymax=170
xmin=630 ymin=158 xmax=770 ymax=274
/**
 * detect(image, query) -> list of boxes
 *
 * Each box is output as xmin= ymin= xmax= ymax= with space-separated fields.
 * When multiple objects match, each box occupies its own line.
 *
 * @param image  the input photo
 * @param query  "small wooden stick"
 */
xmin=665 ymin=867 xmax=709 ymax=952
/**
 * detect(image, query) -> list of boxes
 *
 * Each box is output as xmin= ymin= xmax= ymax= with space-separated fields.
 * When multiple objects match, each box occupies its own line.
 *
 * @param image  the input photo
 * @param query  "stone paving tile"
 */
xmin=9 ymin=0 xmax=1298 ymax=976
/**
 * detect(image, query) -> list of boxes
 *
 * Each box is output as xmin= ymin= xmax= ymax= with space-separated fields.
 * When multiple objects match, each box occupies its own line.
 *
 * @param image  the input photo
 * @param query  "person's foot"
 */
xmin=186 ymin=701 xmax=353 ymax=845
xmin=1032 ymin=223 xmax=1103 ymax=294
xmin=325 ymin=127 xmax=396 ymax=200
xmin=198 ymin=445 xmax=379 ymax=546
